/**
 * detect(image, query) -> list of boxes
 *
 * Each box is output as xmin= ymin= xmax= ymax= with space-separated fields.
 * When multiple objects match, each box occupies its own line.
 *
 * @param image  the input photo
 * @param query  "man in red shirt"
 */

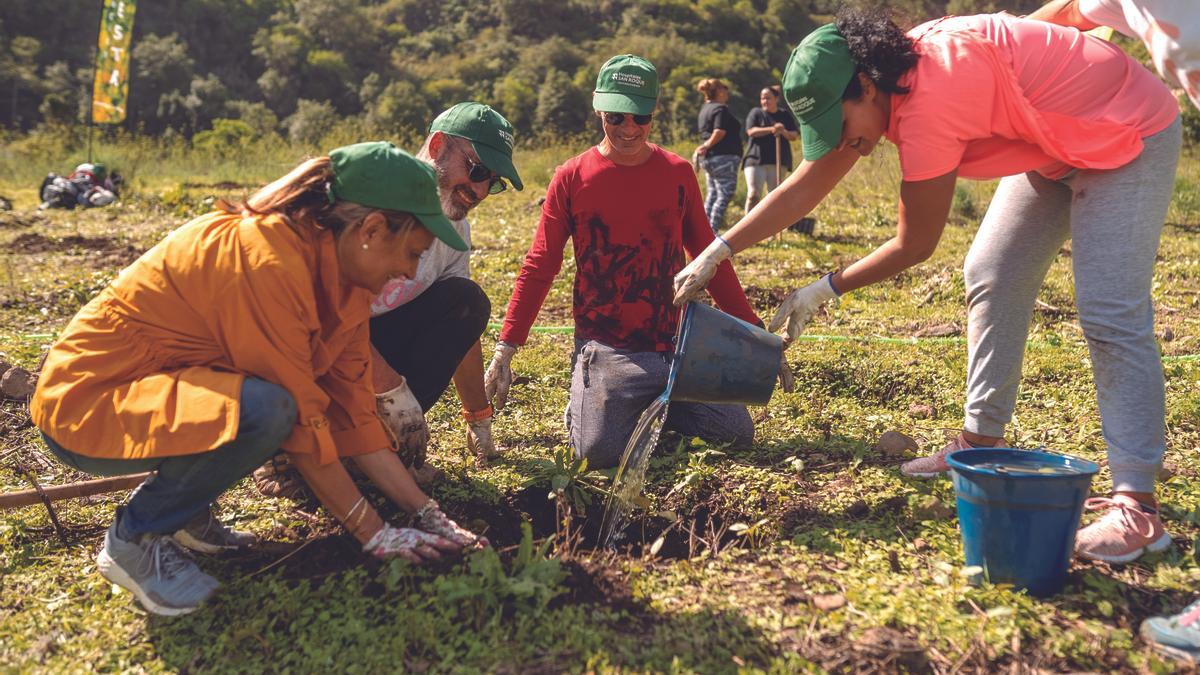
xmin=484 ymin=54 xmax=765 ymax=467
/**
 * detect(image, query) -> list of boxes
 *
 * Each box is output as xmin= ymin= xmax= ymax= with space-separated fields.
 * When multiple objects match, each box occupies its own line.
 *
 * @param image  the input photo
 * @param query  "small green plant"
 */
xmin=526 ymin=446 xmax=607 ymax=514
xmin=527 ymin=447 xmax=607 ymax=550
xmin=433 ymin=522 xmax=567 ymax=631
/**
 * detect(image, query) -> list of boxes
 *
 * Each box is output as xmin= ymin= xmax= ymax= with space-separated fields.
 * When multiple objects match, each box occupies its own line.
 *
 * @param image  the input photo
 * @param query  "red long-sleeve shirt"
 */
xmin=499 ymin=145 xmax=761 ymax=352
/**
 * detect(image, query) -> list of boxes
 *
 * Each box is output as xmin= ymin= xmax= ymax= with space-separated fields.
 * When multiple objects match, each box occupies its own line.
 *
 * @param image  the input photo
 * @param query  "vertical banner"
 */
xmin=91 ymin=0 xmax=137 ymax=125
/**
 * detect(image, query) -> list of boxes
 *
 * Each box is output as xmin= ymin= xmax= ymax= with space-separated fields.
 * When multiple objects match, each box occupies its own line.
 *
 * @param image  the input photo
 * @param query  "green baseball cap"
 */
xmin=782 ymin=23 xmax=856 ymax=161
xmin=430 ymin=102 xmax=524 ymax=191
xmin=328 ymin=141 xmax=467 ymax=251
xmin=592 ymin=54 xmax=658 ymax=116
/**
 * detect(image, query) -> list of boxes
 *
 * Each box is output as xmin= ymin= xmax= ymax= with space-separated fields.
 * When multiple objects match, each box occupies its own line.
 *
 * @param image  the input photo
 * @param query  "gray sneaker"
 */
xmin=97 ymin=520 xmax=219 ymax=616
xmin=173 ymin=507 xmax=258 ymax=554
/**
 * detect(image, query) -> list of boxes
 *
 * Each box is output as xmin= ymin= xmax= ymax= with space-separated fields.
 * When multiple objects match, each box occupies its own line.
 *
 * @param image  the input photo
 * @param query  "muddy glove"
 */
xmin=484 ymin=342 xmax=517 ymax=410
xmin=376 ymin=378 xmax=429 ymax=469
xmin=673 ymin=236 xmax=733 ymax=306
xmin=363 ymin=524 xmax=460 ymax=563
xmin=416 ymin=498 xmax=489 ymax=548
xmin=778 ymin=352 xmax=795 ymax=393
xmin=768 ymin=274 xmax=840 ymax=342
xmin=464 ymin=408 xmax=499 ymax=465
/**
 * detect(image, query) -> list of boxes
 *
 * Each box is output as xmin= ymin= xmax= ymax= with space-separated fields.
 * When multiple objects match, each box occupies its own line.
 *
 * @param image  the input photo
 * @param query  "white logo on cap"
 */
xmin=497 ymin=129 xmax=514 ymax=149
xmin=791 ymin=96 xmax=816 ymax=117
xmin=612 ymin=72 xmax=645 ymax=88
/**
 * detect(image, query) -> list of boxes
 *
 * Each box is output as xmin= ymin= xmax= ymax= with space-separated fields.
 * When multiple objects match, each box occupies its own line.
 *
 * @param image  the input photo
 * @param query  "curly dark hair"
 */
xmin=836 ymin=7 xmax=920 ymax=101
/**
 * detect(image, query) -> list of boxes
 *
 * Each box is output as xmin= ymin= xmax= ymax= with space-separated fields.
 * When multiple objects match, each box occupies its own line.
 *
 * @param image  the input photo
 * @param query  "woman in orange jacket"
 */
xmin=31 ymin=141 xmax=487 ymax=616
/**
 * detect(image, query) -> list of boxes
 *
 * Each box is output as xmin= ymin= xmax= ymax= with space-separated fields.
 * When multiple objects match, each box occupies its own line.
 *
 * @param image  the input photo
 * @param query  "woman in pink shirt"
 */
xmin=674 ymin=9 xmax=1182 ymax=564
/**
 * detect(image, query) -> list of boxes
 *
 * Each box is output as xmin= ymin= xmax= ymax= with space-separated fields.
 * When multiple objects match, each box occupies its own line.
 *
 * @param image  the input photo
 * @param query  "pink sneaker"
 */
xmin=1075 ymin=496 xmax=1172 ymax=563
xmin=900 ymin=433 xmax=1006 ymax=478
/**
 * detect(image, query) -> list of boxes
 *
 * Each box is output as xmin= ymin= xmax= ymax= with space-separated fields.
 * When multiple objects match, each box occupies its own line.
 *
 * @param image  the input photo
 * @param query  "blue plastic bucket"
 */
xmin=946 ymin=448 xmax=1099 ymax=597
xmin=666 ymin=301 xmax=783 ymax=405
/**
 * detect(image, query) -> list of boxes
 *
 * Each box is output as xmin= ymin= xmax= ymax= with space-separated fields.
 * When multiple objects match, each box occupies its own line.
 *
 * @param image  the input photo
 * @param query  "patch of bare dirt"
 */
xmin=0 ymin=212 xmax=44 ymax=229
xmin=6 ymin=232 xmax=145 ymax=267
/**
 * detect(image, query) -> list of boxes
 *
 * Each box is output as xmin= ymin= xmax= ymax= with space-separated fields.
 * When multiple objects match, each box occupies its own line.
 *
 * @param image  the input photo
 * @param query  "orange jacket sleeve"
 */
xmin=317 ymin=320 xmax=392 ymax=457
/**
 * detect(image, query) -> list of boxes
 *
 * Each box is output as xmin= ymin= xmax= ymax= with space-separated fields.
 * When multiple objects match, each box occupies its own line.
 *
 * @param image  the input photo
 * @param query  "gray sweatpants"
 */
xmin=963 ymin=117 xmax=1181 ymax=494
xmin=566 ymin=339 xmax=754 ymax=468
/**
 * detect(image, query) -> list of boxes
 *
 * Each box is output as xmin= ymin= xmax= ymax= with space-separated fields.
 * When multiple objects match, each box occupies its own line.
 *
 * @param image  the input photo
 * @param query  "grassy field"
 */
xmin=2 ymin=134 xmax=1200 ymax=673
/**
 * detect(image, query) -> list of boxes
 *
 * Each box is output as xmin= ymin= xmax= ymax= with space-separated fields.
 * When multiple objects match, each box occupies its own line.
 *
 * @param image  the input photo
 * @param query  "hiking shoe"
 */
xmin=252 ymin=452 xmax=308 ymax=500
xmin=1074 ymin=495 xmax=1172 ymax=563
xmin=1142 ymin=598 xmax=1200 ymax=665
xmin=97 ymin=519 xmax=219 ymax=616
xmin=900 ymin=433 xmax=1006 ymax=478
xmin=173 ymin=506 xmax=258 ymax=554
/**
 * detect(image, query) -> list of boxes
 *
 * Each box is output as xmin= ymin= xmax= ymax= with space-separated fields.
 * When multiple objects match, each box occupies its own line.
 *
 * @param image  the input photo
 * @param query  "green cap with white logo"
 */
xmin=593 ymin=54 xmax=659 ymax=116
xmin=328 ymin=141 xmax=467 ymax=251
xmin=782 ymin=23 xmax=856 ymax=161
xmin=430 ymin=102 xmax=523 ymax=191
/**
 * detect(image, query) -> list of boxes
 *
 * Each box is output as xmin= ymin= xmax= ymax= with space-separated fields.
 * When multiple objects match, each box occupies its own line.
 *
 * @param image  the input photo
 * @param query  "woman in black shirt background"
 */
xmin=694 ymin=78 xmax=743 ymax=232
xmin=743 ymin=85 xmax=799 ymax=214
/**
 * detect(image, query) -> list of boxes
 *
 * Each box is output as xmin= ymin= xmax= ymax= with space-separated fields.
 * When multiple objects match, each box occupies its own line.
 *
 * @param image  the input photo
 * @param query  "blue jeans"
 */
xmin=41 ymin=377 xmax=296 ymax=538
xmin=702 ymin=154 xmax=740 ymax=232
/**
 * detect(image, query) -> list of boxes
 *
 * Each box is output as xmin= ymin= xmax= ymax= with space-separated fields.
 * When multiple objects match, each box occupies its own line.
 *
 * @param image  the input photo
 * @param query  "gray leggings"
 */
xmin=963 ymin=117 xmax=1181 ymax=494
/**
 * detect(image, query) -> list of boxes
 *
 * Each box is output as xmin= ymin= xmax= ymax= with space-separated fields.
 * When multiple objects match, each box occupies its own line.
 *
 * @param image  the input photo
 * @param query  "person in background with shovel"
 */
xmin=30 ymin=142 xmax=487 ymax=616
xmin=674 ymin=9 xmax=1181 ymax=564
xmin=743 ymin=85 xmax=799 ymax=215
xmin=485 ymin=54 xmax=776 ymax=470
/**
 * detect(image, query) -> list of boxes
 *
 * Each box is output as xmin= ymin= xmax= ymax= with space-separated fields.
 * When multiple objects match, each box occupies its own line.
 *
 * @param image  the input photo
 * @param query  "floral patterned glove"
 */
xmin=362 ymin=524 xmax=459 ymax=563
xmin=416 ymin=499 xmax=489 ymax=549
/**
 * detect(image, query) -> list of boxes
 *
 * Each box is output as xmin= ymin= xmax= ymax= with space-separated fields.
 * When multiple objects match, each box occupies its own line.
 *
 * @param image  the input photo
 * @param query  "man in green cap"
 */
xmin=254 ymin=103 xmax=522 ymax=498
xmin=485 ymin=55 xmax=767 ymax=469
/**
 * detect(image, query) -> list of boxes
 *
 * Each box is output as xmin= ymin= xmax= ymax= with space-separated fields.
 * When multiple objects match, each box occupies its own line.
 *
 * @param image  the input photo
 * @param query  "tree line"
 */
xmin=0 ymin=0 xmax=1044 ymax=147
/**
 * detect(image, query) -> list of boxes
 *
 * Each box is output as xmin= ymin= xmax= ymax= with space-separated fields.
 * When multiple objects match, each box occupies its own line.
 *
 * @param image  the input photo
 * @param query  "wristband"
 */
xmin=461 ymin=404 xmax=494 ymax=423
xmin=825 ymin=272 xmax=843 ymax=297
xmin=715 ymin=234 xmax=733 ymax=256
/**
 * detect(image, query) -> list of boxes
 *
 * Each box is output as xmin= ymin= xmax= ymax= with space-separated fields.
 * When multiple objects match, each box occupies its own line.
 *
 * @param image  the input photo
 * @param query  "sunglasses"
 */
xmin=602 ymin=112 xmax=653 ymax=126
xmin=466 ymin=156 xmax=508 ymax=195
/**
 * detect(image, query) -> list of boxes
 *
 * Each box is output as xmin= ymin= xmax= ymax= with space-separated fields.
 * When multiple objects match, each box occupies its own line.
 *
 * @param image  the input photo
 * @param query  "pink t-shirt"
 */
xmin=885 ymin=13 xmax=1178 ymax=182
xmin=1079 ymin=0 xmax=1199 ymax=109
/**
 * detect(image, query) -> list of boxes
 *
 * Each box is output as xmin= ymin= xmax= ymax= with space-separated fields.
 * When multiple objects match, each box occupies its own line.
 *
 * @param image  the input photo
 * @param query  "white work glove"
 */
xmin=672 ymin=236 xmax=733 ymax=306
xmin=363 ymin=524 xmax=459 ymax=563
xmin=376 ymin=378 xmax=429 ymax=468
xmin=484 ymin=342 xmax=517 ymax=409
xmin=465 ymin=415 xmax=499 ymax=465
xmin=768 ymin=274 xmax=840 ymax=342
xmin=416 ymin=498 xmax=489 ymax=549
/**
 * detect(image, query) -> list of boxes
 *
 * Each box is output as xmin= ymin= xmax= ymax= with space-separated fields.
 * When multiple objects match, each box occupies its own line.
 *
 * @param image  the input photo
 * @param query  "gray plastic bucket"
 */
xmin=666 ymin=301 xmax=783 ymax=405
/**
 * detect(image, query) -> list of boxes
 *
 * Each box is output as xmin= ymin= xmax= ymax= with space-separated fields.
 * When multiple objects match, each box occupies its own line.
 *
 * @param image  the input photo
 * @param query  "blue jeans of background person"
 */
xmin=702 ymin=154 xmax=740 ymax=232
xmin=41 ymin=377 xmax=296 ymax=540
xmin=565 ymin=339 xmax=754 ymax=468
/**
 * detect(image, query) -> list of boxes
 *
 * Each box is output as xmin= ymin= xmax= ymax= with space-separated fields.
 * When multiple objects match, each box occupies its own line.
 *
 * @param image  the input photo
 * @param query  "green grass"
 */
xmin=2 ymin=136 xmax=1200 ymax=672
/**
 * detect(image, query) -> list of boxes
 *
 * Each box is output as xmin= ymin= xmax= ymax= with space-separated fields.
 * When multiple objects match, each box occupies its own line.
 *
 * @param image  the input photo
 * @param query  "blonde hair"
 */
xmin=696 ymin=78 xmax=727 ymax=101
xmin=221 ymin=156 xmax=417 ymax=235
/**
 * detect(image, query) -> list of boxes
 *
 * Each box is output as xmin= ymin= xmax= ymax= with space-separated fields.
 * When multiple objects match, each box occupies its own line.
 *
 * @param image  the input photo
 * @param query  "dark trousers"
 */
xmin=566 ymin=339 xmax=754 ymax=469
xmin=369 ymin=277 xmax=491 ymax=412
xmin=41 ymin=377 xmax=296 ymax=538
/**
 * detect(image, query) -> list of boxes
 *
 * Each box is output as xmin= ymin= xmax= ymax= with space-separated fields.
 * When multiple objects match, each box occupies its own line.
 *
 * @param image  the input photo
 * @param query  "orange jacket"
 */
xmin=30 ymin=210 xmax=390 ymax=465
